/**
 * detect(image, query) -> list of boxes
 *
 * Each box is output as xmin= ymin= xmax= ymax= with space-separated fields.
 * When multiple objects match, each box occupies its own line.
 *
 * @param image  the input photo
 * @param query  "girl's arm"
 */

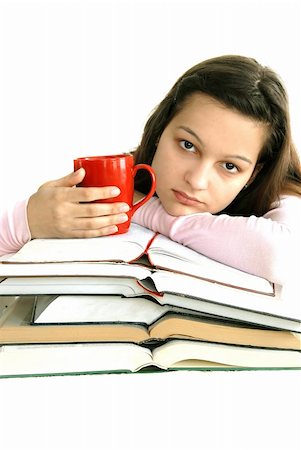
xmin=0 ymin=169 xmax=130 ymax=256
xmin=0 ymin=200 xmax=31 ymax=256
xmin=0 ymin=168 xmax=129 ymax=256
xmin=133 ymin=195 xmax=300 ymax=284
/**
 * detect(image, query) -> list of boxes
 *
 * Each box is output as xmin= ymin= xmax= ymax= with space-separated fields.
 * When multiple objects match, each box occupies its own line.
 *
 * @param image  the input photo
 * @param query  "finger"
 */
xmin=71 ymin=213 xmax=129 ymax=231
xmin=60 ymin=225 xmax=120 ymax=238
xmin=44 ymin=168 xmax=86 ymax=188
xmin=71 ymin=201 xmax=130 ymax=218
xmin=67 ymin=186 xmax=121 ymax=203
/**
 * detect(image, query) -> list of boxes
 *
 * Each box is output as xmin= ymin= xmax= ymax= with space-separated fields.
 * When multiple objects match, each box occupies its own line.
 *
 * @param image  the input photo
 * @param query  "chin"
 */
xmin=163 ymin=203 xmax=201 ymax=217
xmin=159 ymin=202 xmax=180 ymax=216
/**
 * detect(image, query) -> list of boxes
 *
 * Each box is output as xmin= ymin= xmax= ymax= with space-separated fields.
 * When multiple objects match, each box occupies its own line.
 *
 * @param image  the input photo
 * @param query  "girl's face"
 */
xmin=152 ymin=93 xmax=267 ymax=216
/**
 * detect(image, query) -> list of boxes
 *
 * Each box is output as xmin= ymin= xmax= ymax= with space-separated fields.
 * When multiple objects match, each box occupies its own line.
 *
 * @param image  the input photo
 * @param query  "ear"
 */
xmin=247 ymin=163 xmax=264 ymax=186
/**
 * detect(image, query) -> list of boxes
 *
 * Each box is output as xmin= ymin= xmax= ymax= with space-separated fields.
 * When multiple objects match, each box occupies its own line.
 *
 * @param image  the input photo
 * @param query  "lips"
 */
xmin=173 ymin=190 xmax=203 ymax=206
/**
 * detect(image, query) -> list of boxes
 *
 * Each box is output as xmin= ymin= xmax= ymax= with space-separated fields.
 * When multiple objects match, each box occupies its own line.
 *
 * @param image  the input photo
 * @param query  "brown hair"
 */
xmin=134 ymin=55 xmax=301 ymax=216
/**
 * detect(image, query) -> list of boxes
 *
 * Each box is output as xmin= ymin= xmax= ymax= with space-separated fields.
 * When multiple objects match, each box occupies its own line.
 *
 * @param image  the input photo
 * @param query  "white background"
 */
xmin=0 ymin=0 xmax=300 ymax=206
xmin=0 ymin=1 xmax=300 ymax=449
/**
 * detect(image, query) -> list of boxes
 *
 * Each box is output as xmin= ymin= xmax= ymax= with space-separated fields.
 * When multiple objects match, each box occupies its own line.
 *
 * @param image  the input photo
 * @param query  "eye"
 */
xmin=222 ymin=162 xmax=239 ymax=173
xmin=179 ymin=140 xmax=196 ymax=152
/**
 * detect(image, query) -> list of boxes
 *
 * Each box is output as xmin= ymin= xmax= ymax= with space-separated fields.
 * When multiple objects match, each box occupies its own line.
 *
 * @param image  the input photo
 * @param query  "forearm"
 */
xmin=133 ymin=197 xmax=299 ymax=284
xmin=0 ymin=199 xmax=31 ymax=256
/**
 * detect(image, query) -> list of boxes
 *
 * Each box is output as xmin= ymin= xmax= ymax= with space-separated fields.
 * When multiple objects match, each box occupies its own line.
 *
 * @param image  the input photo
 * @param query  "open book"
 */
xmin=0 ymin=339 xmax=300 ymax=378
xmin=1 ymin=223 xmax=273 ymax=295
xmin=0 ymin=274 xmax=299 ymax=332
xmin=1 ymin=224 xmax=299 ymax=330
xmin=1 ymin=295 xmax=300 ymax=350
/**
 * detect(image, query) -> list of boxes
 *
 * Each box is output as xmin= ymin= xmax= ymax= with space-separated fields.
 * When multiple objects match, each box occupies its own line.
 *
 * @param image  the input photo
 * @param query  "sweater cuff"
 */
xmin=16 ymin=198 xmax=32 ymax=244
xmin=0 ymin=199 xmax=31 ymax=256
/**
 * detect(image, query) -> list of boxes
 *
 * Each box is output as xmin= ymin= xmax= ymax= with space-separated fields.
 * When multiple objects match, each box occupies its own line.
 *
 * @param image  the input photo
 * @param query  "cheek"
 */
xmin=213 ymin=177 xmax=246 ymax=203
xmin=151 ymin=150 xmax=169 ymax=181
xmin=151 ymin=147 xmax=160 ymax=170
xmin=223 ymin=181 xmax=248 ymax=202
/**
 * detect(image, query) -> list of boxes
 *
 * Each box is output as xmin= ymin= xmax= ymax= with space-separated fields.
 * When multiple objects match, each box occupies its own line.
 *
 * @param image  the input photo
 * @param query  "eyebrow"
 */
xmin=177 ymin=126 xmax=205 ymax=147
xmin=224 ymin=154 xmax=253 ymax=164
xmin=177 ymin=125 xmax=253 ymax=165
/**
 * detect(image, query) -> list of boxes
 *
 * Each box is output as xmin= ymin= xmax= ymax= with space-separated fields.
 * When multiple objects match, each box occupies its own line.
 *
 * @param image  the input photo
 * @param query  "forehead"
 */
xmin=173 ymin=93 xmax=268 ymax=130
xmin=176 ymin=93 xmax=268 ymax=134
xmin=169 ymin=93 xmax=267 ymax=155
xmin=174 ymin=92 xmax=250 ymax=122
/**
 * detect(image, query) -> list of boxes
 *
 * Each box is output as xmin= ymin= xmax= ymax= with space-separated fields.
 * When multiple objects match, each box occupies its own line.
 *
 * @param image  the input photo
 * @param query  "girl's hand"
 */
xmin=27 ymin=168 xmax=130 ymax=238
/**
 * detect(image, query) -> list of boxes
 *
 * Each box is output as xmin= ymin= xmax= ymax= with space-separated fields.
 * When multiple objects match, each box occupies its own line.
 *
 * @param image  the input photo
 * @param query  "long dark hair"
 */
xmin=134 ymin=55 xmax=301 ymax=216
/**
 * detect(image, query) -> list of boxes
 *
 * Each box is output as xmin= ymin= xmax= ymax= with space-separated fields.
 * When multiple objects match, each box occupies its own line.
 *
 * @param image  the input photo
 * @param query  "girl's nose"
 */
xmin=184 ymin=161 xmax=211 ymax=190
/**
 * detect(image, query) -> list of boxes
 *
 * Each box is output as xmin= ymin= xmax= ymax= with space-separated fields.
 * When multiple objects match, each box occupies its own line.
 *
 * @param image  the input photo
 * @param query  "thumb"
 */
xmin=46 ymin=168 xmax=86 ymax=188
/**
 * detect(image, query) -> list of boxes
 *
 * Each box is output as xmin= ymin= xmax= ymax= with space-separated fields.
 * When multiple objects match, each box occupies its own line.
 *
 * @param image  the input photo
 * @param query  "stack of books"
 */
xmin=0 ymin=224 xmax=300 ymax=377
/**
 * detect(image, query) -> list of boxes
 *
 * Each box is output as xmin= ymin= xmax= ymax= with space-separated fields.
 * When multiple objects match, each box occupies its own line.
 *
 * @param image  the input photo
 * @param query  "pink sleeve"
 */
xmin=0 ymin=199 xmax=32 ymax=257
xmin=133 ymin=196 xmax=300 ymax=284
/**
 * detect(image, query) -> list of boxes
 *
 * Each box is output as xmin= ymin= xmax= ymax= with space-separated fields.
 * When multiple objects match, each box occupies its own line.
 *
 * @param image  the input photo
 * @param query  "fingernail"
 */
xmin=111 ymin=188 xmax=120 ymax=196
xmin=118 ymin=214 xmax=128 ymax=223
xmin=107 ymin=225 xmax=118 ymax=234
xmin=119 ymin=204 xmax=130 ymax=212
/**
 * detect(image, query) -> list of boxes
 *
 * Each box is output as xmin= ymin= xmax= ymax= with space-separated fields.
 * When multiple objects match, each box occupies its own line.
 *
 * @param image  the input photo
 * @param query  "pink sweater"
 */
xmin=0 ymin=200 xmax=31 ymax=257
xmin=0 ymin=195 xmax=300 ymax=284
xmin=132 ymin=196 xmax=301 ymax=285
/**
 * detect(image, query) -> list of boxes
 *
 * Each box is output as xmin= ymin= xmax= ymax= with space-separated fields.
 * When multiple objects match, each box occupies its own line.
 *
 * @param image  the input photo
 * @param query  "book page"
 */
xmin=5 ymin=224 xmax=154 ymax=263
xmin=150 ymin=315 xmax=301 ymax=350
xmin=148 ymin=234 xmax=273 ymax=294
xmin=0 ymin=276 xmax=149 ymax=297
xmin=151 ymin=271 xmax=301 ymax=324
xmin=152 ymin=340 xmax=301 ymax=368
xmin=0 ymin=261 xmax=152 ymax=279
xmin=33 ymin=295 xmax=172 ymax=324
xmin=0 ymin=343 xmax=153 ymax=376
xmin=0 ymin=296 xmax=20 ymax=325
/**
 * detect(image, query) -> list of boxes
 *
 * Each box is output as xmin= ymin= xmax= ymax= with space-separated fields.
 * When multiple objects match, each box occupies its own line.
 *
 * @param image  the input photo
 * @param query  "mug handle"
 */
xmin=131 ymin=164 xmax=156 ymax=214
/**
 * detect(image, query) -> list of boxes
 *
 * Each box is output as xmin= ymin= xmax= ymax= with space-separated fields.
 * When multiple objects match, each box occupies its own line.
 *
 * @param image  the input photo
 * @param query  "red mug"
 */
xmin=74 ymin=154 xmax=156 ymax=234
